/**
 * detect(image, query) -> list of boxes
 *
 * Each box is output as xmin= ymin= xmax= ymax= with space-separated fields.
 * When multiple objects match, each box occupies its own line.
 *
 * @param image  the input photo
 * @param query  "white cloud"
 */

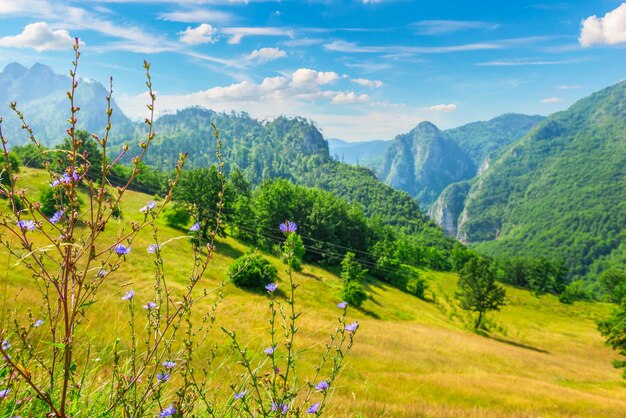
xmin=159 ymin=9 xmax=234 ymax=24
xmin=580 ymin=3 xmax=626 ymax=47
xmin=351 ymin=78 xmax=383 ymax=88
xmin=291 ymin=68 xmax=339 ymax=88
xmin=118 ymin=67 xmax=343 ymax=120
xmin=0 ymin=22 xmax=74 ymax=51
xmin=429 ymin=103 xmax=457 ymax=112
xmin=246 ymin=47 xmax=286 ymax=62
xmin=325 ymin=39 xmax=501 ymax=54
xmin=179 ymin=24 xmax=217 ymax=45
xmin=557 ymin=84 xmax=581 ymax=89
xmin=540 ymin=97 xmax=562 ymax=103
xmin=332 ymin=91 xmax=369 ymax=104
xmin=412 ymin=20 xmax=499 ymax=35
xmin=222 ymin=27 xmax=294 ymax=44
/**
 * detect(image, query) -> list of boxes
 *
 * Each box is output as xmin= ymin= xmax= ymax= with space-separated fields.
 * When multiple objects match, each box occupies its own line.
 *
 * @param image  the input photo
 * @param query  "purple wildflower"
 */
xmin=0 ymin=389 xmax=9 ymax=398
xmin=265 ymin=283 xmax=278 ymax=293
xmin=114 ymin=244 xmax=131 ymax=256
xmin=189 ymin=222 xmax=201 ymax=232
xmin=306 ymin=402 xmax=320 ymax=414
xmin=16 ymin=220 xmax=36 ymax=232
xmin=157 ymin=372 xmax=170 ymax=383
xmin=345 ymin=321 xmax=359 ymax=333
xmin=34 ymin=319 xmax=44 ymax=328
xmin=234 ymin=390 xmax=247 ymax=400
xmin=315 ymin=380 xmax=329 ymax=391
xmin=143 ymin=302 xmax=157 ymax=310
xmin=159 ymin=404 xmax=176 ymax=417
xmin=1 ymin=340 xmax=10 ymax=350
xmin=264 ymin=346 xmax=275 ymax=356
xmin=96 ymin=269 xmax=107 ymax=277
xmin=139 ymin=201 xmax=156 ymax=213
xmin=162 ymin=360 xmax=176 ymax=369
xmin=271 ymin=402 xmax=288 ymax=414
xmin=49 ymin=210 xmax=64 ymax=224
xmin=121 ymin=290 xmax=135 ymax=301
xmin=337 ymin=301 xmax=348 ymax=309
xmin=279 ymin=221 xmax=297 ymax=234
xmin=147 ymin=244 xmax=161 ymax=253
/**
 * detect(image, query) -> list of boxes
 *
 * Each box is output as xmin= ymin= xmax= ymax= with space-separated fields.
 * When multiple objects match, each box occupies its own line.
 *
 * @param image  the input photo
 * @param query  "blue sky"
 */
xmin=0 ymin=0 xmax=625 ymax=141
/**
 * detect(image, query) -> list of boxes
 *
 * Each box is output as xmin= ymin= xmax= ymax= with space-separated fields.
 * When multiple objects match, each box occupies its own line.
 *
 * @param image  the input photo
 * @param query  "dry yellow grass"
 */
xmin=1 ymin=168 xmax=625 ymax=417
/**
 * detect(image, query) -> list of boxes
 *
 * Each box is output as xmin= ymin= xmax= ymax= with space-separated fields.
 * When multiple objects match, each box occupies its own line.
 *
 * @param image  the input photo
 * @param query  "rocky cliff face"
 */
xmin=378 ymin=122 xmax=475 ymax=207
xmin=428 ymin=180 xmax=471 ymax=237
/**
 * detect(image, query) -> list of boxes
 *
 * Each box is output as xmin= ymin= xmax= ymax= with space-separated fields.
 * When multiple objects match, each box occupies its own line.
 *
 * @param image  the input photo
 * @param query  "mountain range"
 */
xmin=2 ymin=62 xmax=624 ymax=281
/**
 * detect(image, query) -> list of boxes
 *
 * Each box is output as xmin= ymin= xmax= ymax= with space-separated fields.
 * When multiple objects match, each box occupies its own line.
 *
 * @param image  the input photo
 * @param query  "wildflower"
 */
xmin=114 ymin=244 xmax=131 ymax=256
xmin=265 ymin=283 xmax=278 ymax=293
xmin=264 ymin=346 xmax=275 ymax=356
xmin=279 ymin=221 xmax=297 ymax=234
xmin=1 ymin=340 xmax=10 ymax=350
xmin=159 ymin=404 xmax=176 ymax=417
xmin=157 ymin=372 xmax=170 ymax=383
xmin=121 ymin=290 xmax=135 ymax=301
xmin=345 ymin=321 xmax=359 ymax=333
xmin=16 ymin=220 xmax=36 ymax=232
xmin=143 ymin=302 xmax=157 ymax=310
xmin=271 ymin=402 xmax=288 ymax=414
xmin=0 ymin=389 xmax=9 ymax=398
xmin=234 ymin=390 xmax=247 ymax=400
xmin=306 ymin=402 xmax=320 ymax=414
xmin=34 ymin=319 xmax=44 ymax=328
xmin=315 ymin=380 xmax=329 ymax=391
xmin=189 ymin=222 xmax=201 ymax=232
xmin=49 ymin=210 xmax=64 ymax=224
xmin=96 ymin=269 xmax=107 ymax=277
xmin=162 ymin=360 xmax=176 ymax=369
xmin=147 ymin=244 xmax=161 ymax=253
xmin=275 ymin=366 xmax=281 ymax=373
xmin=337 ymin=301 xmax=348 ymax=309
xmin=139 ymin=201 xmax=156 ymax=213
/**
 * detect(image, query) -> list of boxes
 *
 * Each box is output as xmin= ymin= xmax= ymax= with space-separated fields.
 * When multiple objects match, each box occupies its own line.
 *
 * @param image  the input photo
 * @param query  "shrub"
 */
xmin=407 ymin=276 xmax=428 ymax=299
xmin=341 ymin=280 xmax=367 ymax=307
xmin=229 ymin=252 xmax=278 ymax=290
xmin=163 ymin=202 xmax=190 ymax=229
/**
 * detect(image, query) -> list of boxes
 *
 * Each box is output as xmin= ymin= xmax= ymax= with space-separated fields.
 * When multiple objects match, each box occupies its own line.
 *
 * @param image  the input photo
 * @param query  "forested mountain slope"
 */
xmin=457 ymin=81 xmax=626 ymax=279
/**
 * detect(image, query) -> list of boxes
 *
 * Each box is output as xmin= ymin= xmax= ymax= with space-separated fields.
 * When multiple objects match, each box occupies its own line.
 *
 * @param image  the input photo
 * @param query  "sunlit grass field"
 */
xmin=1 ymin=168 xmax=625 ymax=417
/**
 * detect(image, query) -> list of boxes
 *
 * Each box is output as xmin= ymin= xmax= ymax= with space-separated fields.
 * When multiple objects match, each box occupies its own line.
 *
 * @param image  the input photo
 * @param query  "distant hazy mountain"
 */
xmin=435 ymin=80 xmax=626 ymax=279
xmin=377 ymin=122 xmax=476 ymax=207
xmin=0 ymin=62 xmax=131 ymax=146
xmin=327 ymin=137 xmax=389 ymax=166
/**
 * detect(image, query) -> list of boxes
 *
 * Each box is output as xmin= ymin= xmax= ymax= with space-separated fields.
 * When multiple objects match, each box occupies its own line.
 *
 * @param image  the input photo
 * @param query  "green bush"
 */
xmin=229 ymin=253 xmax=278 ymax=291
xmin=341 ymin=281 xmax=367 ymax=307
xmin=407 ymin=276 xmax=427 ymax=299
xmin=164 ymin=203 xmax=190 ymax=230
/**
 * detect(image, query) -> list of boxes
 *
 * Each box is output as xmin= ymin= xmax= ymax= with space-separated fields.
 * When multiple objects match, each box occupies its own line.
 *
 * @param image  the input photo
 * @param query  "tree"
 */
xmin=340 ymin=252 xmax=367 ymax=283
xmin=598 ymin=302 xmax=626 ymax=379
xmin=175 ymin=166 xmax=228 ymax=241
xmin=599 ymin=268 xmax=626 ymax=304
xmin=456 ymin=257 xmax=506 ymax=330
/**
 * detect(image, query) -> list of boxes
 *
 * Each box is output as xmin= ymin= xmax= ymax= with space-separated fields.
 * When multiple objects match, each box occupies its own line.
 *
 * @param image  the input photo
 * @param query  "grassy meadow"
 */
xmin=1 ymin=167 xmax=625 ymax=417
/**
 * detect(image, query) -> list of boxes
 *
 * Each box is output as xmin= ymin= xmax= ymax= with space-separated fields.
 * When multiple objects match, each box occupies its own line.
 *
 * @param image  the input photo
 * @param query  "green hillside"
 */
xmin=445 ymin=113 xmax=545 ymax=166
xmin=2 ymin=167 xmax=625 ymax=417
xmin=458 ymin=81 xmax=626 ymax=280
